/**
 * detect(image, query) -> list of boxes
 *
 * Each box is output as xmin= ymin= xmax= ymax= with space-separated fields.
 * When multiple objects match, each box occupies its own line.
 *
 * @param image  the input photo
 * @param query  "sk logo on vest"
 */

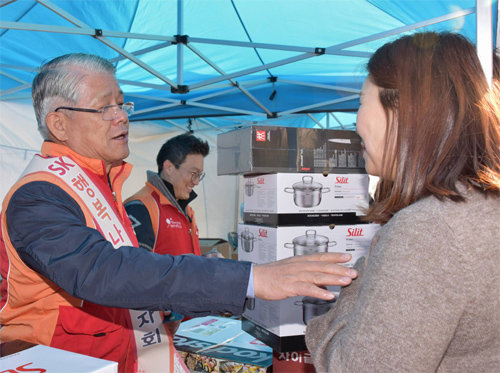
xmin=165 ymin=218 xmax=182 ymax=229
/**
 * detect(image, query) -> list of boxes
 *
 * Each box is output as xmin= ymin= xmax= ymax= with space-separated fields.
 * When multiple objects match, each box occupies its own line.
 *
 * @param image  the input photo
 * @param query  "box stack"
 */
xmin=237 ymin=222 xmax=379 ymax=351
xmin=217 ymin=125 xmax=380 ymax=354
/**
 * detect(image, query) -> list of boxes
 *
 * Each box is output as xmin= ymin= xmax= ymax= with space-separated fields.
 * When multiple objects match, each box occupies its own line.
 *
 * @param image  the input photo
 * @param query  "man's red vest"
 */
xmin=0 ymin=142 xmax=139 ymax=372
xmin=125 ymin=183 xmax=201 ymax=256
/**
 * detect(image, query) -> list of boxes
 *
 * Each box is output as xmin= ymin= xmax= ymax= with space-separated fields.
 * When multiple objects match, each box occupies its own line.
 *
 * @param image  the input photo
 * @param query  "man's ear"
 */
xmin=162 ymin=160 xmax=176 ymax=176
xmin=46 ymin=111 xmax=69 ymax=142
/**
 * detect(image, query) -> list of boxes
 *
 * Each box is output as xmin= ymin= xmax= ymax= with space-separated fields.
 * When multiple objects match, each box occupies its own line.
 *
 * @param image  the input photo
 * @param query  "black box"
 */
xmin=217 ymin=126 xmax=364 ymax=175
xmin=243 ymin=211 xmax=361 ymax=226
xmin=242 ymin=317 xmax=306 ymax=352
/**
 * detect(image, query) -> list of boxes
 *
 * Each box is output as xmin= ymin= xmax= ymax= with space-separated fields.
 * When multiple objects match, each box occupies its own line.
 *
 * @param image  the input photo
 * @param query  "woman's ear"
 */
xmin=46 ymin=111 xmax=69 ymax=142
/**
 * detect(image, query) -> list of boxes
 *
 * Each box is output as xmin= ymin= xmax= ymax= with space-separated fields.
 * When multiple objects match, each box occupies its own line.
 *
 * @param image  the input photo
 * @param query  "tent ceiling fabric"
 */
xmin=0 ymin=0 xmax=497 ymax=132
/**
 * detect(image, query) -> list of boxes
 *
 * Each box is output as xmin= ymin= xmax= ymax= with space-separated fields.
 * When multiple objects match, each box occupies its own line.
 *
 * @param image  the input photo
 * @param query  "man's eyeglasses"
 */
xmin=177 ymin=165 xmax=205 ymax=183
xmin=55 ymin=102 xmax=134 ymax=121
xmin=189 ymin=171 xmax=205 ymax=183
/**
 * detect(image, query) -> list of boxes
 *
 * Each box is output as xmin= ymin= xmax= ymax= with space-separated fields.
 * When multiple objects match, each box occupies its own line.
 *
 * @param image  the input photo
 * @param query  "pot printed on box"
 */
xmin=237 ymin=223 xmax=379 ymax=265
xmin=284 ymin=175 xmax=330 ymax=208
xmin=294 ymin=296 xmax=337 ymax=325
xmin=284 ymin=229 xmax=337 ymax=256
xmin=245 ymin=297 xmax=256 ymax=311
xmin=239 ymin=227 xmax=257 ymax=253
xmin=238 ymin=222 xmax=380 ymax=346
xmin=242 ymin=290 xmax=339 ymax=345
xmin=243 ymin=173 xmax=370 ymax=226
xmin=244 ymin=178 xmax=255 ymax=197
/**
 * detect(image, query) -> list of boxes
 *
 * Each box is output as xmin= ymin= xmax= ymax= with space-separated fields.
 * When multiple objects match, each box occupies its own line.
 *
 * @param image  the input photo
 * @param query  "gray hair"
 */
xmin=32 ymin=53 xmax=116 ymax=139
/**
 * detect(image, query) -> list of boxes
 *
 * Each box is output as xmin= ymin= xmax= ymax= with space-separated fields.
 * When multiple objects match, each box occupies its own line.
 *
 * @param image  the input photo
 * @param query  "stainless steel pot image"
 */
xmin=244 ymin=179 xmax=255 ymax=196
xmin=240 ymin=228 xmax=256 ymax=252
xmin=284 ymin=229 xmax=337 ymax=256
xmin=245 ymin=297 xmax=255 ymax=310
xmin=284 ymin=175 xmax=330 ymax=207
xmin=295 ymin=296 xmax=336 ymax=324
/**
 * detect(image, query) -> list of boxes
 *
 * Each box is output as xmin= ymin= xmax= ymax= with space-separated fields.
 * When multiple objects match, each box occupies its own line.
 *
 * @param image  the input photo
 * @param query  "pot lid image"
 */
xmin=292 ymin=230 xmax=329 ymax=246
xmin=291 ymin=175 xmax=323 ymax=191
xmin=241 ymin=228 xmax=254 ymax=240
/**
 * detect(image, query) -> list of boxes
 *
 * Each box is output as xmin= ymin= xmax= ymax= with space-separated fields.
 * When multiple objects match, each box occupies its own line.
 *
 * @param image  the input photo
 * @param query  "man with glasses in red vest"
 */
xmin=125 ymin=133 xmax=209 ymax=258
xmin=125 ymin=133 xmax=212 ymax=330
xmin=0 ymin=53 xmax=357 ymax=373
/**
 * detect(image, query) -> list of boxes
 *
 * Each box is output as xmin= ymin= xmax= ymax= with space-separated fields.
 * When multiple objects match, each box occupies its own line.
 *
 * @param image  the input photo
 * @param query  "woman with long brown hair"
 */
xmin=306 ymin=32 xmax=500 ymax=372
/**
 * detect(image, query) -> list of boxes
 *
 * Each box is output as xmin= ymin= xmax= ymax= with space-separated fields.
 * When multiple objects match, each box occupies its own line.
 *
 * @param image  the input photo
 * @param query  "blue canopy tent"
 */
xmin=1 ymin=0 xmax=497 ymax=131
xmin=0 ymin=0 xmax=498 ymax=237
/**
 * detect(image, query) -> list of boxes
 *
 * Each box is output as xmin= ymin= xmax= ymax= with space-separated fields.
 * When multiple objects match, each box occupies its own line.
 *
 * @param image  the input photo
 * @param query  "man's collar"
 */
xmin=161 ymin=178 xmax=197 ymax=210
xmin=41 ymin=141 xmax=131 ymax=176
xmin=145 ymin=171 xmax=197 ymax=211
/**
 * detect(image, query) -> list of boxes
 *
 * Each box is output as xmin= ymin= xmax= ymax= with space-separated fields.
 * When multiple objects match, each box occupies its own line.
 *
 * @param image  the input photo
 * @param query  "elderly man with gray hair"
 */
xmin=0 ymin=53 xmax=357 ymax=373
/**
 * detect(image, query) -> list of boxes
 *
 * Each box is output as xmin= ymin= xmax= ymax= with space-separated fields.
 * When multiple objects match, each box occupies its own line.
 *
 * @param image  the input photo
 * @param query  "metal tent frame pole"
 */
xmin=186 ymin=43 xmax=273 ymax=116
xmin=0 ymin=0 xmax=492 ymax=126
xmin=188 ymin=7 xmax=474 ymax=90
xmin=36 ymin=0 xmax=179 ymax=89
xmin=177 ymin=0 xmax=184 ymax=86
xmin=476 ymin=0 xmax=493 ymax=87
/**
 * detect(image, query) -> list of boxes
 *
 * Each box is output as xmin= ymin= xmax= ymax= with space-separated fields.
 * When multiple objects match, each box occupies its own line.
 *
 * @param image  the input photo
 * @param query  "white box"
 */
xmin=243 ymin=173 xmax=370 ymax=226
xmin=238 ymin=223 xmax=378 ymax=266
xmin=238 ymin=222 xmax=380 ymax=339
xmin=0 ymin=344 xmax=118 ymax=373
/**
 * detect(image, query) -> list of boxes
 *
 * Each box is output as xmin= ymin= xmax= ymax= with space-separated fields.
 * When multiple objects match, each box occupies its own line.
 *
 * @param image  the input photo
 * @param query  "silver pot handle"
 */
xmin=284 ymin=187 xmax=294 ymax=193
xmin=327 ymin=241 xmax=337 ymax=247
xmin=284 ymin=243 xmax=295 ymax=249
xmin=321 ymin=187 xmax=331 ymax=193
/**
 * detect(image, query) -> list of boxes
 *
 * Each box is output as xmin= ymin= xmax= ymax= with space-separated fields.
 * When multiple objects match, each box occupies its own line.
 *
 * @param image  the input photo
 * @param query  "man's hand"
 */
xmin=253 ymin=252 xmax=357 ymax=301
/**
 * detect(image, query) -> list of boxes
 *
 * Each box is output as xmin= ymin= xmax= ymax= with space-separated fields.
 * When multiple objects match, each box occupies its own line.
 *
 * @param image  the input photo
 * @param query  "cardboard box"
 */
xmin=217 ymin=126 xmax=365 ymax=175
xmin=0 ymin=344 xmax=118 ymax=373
xmin=173 ymin=316 xmax=272 ymax=372
xmin=237 ymin=223 xmax=379 ymax=266
xmin=199 ymin=238 xmax=237 ymax=260
xmin=273 ymin=350 xmax=315 ymax=372
xmin=243 ymin=172 xmax=369 ymax=226
xmin=241 ymin=317 xmax=308 ymax=353
xmin=237 ymin=222 xmax=380 ymax=351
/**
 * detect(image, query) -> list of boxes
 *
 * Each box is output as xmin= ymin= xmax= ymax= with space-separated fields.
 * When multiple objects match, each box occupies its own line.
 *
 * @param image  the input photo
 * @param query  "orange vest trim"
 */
xmin=0 ymin=172 xmax=94 ymax=346
xmin=0 ymin=151 xmax=139 ymax=373
xmin=125 ymin=185 xmax=161 ymax=246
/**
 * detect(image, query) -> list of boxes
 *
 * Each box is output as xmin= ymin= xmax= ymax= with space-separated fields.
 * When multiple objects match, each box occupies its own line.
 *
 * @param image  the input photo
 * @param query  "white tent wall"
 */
xmin=0 ymin=145 xmax=38 ymax=200
xmin=0 ymin=100 xmax=42 ymax=201
xmin=0 ymin=101 xmax=240 ymax=240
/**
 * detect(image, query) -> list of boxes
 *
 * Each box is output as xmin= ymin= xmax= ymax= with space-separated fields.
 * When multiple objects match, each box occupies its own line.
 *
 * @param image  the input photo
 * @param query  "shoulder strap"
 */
xmin=23 ymin=155 xmax=134 ymax=247
xmin=23 ymin=155 xmax=187 ymax=372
